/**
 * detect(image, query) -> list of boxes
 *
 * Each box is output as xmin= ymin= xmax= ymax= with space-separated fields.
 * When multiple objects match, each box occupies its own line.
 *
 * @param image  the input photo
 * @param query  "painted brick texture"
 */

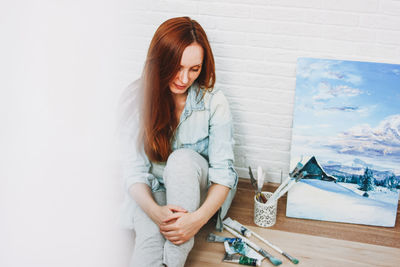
xmin=119 ymin=0 xmax=400 ymax=182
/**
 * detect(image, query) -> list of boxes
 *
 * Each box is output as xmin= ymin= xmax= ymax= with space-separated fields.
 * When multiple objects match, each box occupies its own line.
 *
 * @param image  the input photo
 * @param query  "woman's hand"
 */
xmin=129 ymin=184 xmax=188 ymax=226
xmin=152 ymin=205 xmax=187 ymax=226
xmin=159 ymin=211 xmax=205 ymax=245
xmin=159 ymin=184 xmax=230 ymax=245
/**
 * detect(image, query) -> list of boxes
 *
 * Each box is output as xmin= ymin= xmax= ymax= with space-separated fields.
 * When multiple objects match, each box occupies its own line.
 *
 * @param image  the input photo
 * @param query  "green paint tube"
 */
xmin=223 ymin=253 xmax=261 ymax=266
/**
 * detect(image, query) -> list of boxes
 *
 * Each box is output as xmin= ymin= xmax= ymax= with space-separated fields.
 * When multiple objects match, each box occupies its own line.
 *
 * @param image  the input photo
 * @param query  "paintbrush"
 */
xmin=267 ymin=171 xmax=307 ymax=205
xmin=230 ymin=218 xmax=299 ymax=264
xmin=223 ymin=225 xmax=282 ymax=266
xmin=249 ymin=166 xmax=257 ymax=192
xmin=257 ymin=166 xmax=265 ymax=202
xmin=249 ymin=166 xmax=267 ymax=203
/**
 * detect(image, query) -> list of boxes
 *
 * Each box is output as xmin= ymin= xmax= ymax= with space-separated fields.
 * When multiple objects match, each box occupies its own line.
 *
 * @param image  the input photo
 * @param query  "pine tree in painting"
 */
xmin=359 ymin=167 xmax=374 ymax=197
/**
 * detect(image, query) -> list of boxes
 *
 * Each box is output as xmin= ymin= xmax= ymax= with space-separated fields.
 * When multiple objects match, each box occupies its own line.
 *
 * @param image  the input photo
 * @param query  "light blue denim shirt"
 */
xmin=119 ymin=80 xmax=238 ymax=231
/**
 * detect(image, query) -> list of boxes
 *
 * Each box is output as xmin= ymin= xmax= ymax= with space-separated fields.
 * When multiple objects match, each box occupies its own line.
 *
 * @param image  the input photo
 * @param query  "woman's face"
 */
xmin=169 ymin=42 xmax=204 ymax=96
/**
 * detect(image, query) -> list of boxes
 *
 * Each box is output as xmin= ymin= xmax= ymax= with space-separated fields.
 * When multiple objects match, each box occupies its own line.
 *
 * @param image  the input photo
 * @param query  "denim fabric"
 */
xmin=119 ymin=80 xmax=238 ymax=231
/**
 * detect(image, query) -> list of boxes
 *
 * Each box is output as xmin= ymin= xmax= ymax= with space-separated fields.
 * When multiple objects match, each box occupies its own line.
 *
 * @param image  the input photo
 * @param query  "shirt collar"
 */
xmin=185 ymin=82 xmax=205 ymax=111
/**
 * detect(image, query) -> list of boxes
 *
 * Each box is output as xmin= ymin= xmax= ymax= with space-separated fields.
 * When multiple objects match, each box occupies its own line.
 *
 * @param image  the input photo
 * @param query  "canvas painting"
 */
xmin=286 ymin=58 xmax=400 ymax=227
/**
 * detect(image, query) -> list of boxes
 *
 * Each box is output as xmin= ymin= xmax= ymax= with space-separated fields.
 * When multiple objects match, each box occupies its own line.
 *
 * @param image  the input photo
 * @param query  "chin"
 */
xmin=170 ymin=89 xmax=188 ymax=95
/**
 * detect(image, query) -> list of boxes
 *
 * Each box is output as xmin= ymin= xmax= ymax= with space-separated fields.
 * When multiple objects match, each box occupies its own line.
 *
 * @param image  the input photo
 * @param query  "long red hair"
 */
xmin=141 ymin=17 xmax=216 ymax=162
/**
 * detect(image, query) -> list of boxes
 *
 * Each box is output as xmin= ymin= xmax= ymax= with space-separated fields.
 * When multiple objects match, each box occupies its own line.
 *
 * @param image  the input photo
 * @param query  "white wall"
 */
xmin=119 ymin=0 xmax=400 ymax=182
xmin=1 ymin=1 xmax=132 ymax=267
xmin=2 ymin=0 xmax=400 ymax=266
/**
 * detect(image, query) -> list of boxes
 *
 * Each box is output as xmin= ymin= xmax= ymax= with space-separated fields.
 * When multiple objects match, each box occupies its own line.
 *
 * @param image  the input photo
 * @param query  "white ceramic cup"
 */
xmin=254 ymin=192 xmax=278 ymax=227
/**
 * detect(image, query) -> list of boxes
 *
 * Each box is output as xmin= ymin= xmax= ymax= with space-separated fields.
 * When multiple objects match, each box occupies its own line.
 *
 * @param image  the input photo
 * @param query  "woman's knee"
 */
xmin=165 ymin=149 xmax=207 ymax=175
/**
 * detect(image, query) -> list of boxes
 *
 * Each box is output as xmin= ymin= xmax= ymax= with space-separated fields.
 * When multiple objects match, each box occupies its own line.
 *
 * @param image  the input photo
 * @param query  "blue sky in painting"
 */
xmin=291 ymin=58 xmax=400 ymax=173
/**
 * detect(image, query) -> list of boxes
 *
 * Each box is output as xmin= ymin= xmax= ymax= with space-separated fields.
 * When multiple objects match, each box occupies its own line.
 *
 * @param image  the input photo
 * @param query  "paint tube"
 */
xmin=207 ymin=233 xmax=241 ymax=243
xmin=230 ymin=240 xmax=264 ymax=262
xmin=223 ymin=253 xmax=261 ymax=266
xmin=224 ymin=241 xmax=237 ymax=255
xmin=223 ymin=217 xmax=251 ymax=237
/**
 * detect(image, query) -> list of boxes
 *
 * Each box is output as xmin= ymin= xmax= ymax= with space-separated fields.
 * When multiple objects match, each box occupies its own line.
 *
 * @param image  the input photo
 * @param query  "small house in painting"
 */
xmin=290 ymin=156 xmax=337 ymax=182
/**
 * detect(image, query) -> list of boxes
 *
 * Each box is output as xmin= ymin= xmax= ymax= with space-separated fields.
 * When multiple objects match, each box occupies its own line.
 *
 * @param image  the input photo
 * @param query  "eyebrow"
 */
xmin=181 ymin=64 xmax=202 ymax=68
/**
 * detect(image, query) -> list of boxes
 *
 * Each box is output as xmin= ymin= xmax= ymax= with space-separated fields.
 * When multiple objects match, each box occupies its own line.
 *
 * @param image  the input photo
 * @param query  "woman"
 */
xmin=119 ymin=17 xmax=237 ymax=267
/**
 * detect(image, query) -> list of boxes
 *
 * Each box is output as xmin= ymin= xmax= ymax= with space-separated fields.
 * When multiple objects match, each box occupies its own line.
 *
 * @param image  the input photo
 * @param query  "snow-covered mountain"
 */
xmin=352 ymin=158 xmax=374 ymax=169
xmin=322 ymin=158 xmax=399 ymax=181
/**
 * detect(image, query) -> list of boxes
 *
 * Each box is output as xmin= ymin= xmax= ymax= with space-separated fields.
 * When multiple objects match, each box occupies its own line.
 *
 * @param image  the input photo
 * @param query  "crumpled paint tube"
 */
xmin=224 ymin=241 xmax=237 ymax=255
xmin=224 ymin=240 xmax=264 ymax=262
xmin=223 ymin=253 xmax=261 ymax=266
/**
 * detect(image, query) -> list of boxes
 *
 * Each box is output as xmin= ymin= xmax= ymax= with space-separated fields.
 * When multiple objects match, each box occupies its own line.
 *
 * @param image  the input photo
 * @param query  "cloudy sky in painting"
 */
xmin=291 ymin=58 xmax=400 ymax=172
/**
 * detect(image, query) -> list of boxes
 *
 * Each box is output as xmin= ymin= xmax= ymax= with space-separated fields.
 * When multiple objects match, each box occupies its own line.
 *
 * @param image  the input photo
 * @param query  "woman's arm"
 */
xmin=130 ymin=183 xmax=187 ymax=226
xmin=195 ymin=183 xmax=230 ymax=224
xmin=159 ymin=183 xmax=229 ymax=245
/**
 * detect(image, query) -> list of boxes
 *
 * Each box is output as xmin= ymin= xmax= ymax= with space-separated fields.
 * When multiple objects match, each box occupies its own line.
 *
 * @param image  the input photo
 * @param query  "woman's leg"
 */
xmin=162 ymin=149 xmax=209 ymax=267
xmin=129 ymin=191 xmax=166 ymax=267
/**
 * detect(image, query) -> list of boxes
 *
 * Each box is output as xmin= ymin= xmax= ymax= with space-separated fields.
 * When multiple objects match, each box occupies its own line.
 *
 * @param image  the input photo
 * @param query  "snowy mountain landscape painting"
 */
xmin=286 ymin=58 xmax=400 ymax=227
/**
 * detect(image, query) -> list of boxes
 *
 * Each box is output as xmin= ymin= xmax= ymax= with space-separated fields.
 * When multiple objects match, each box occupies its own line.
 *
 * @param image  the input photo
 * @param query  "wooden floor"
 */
xmin=185 ymin=179 xmax=400 ymax=266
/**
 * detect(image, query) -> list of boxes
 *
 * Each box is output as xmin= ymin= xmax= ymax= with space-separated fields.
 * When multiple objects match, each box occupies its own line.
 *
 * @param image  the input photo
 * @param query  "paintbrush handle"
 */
xmin=267 ymin=176 xmax=291 ymax=204
xmin=267 ymin=176 xmax=297 ymax=204
xmin=276 ymin=179 xmax=296 ymax=200
xmin=276 ymin=176 xmax=291 ymax=193
xmin=282 ymin=252 xmax=299 ymax=264
xmin=258 ymin=248 xmax=274 ymax=260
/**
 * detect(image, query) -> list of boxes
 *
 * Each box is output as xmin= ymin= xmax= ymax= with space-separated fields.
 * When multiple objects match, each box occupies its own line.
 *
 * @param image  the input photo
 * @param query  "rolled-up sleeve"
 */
xmin=208 ymin=90 xmax=238 ymax=189
xmin=120 ymin=113 xmax=156 ymax=195
xmin=118 ymin=80 xmax=155 ymax=196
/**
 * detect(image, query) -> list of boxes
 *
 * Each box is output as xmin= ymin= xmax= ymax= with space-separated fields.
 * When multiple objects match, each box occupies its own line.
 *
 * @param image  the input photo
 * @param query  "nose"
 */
xmin=179 ymin=70 xmax=189 ymax=84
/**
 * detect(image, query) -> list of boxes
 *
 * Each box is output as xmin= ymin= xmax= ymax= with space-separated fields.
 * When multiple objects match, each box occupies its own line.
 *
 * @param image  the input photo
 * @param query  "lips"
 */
xmin=174 ymin=83 xmax=187 ymax=90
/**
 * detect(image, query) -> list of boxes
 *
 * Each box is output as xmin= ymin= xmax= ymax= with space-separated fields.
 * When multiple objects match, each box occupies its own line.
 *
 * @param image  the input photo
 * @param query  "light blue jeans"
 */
xmin=130 ymin=149 xmax=209 ymax=267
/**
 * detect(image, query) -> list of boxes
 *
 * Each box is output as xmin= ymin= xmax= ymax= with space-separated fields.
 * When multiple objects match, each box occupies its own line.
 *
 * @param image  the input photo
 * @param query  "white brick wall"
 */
xmin=119 ymin=0 xmax=400 ymax=182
